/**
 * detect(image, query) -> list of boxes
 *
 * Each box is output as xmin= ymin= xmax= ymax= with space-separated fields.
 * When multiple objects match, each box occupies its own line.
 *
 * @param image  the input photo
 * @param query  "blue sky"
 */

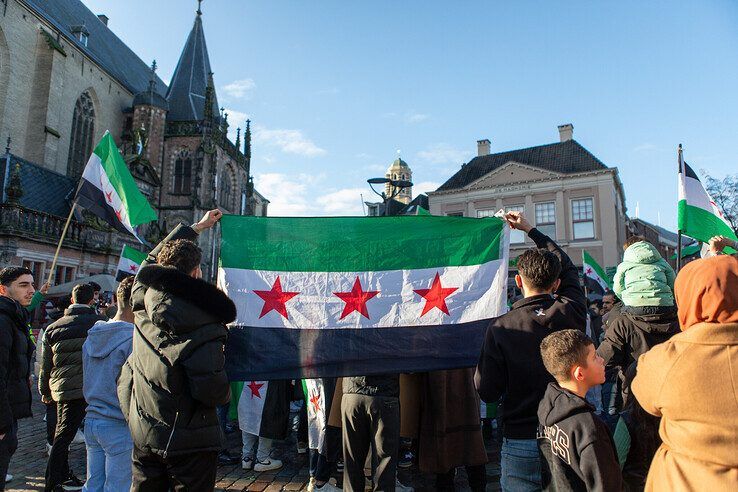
xmin=82 ymin=0 xmax=738 ymax=228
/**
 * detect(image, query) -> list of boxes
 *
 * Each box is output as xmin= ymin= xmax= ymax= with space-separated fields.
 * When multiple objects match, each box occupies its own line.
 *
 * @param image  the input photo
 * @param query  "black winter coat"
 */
xmin=0 ymin=296 xmax=33 ymax=430
xmin=38 ymin=305 xmax=104 ymax=402
xmin=538 ymin=383 xmax=624 ymax=492
xmin=118 ymin=224 xmax=236 ymax=457
xmin=475 ymin=228 xmax=588 ymax=439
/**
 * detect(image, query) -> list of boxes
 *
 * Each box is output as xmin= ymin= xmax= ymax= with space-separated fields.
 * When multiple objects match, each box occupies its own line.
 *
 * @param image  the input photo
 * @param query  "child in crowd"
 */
xmin=537 ymin=330 xmax=623 ymax=491
xmin=613 ymin=236 xmax=676 ymax=316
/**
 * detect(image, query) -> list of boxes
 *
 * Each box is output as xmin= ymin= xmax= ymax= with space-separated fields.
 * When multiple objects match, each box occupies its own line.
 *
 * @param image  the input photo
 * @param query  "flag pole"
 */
xmin=677 ymin=144 xmax=683 ymax=271
xmin=48 ymin=199 xmax=78 ymax=285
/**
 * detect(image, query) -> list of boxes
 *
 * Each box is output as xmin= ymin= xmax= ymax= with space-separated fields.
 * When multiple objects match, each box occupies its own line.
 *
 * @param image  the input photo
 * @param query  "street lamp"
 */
xmin=367 ymin=177 xmax=413 ymax=216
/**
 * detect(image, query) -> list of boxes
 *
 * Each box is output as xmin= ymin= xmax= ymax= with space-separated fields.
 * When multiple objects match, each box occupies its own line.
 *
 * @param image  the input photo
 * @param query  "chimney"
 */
xmin=558 ymin=123 xmax=573 ymax=142
xmin=97 ymin=14 xmax=109 ymax=26
xmin=477 ymin=139 xmax=491 ymax=157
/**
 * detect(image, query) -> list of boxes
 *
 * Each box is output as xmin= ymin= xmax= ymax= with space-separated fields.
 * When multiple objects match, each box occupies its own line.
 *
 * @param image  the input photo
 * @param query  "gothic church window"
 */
xmin=66 ymin=91 xmax=96 ymax=179
xmin=173 ymin=151 xmax=192 ymax=194
xmin=219 ymin=170 xmax=233 ymax=210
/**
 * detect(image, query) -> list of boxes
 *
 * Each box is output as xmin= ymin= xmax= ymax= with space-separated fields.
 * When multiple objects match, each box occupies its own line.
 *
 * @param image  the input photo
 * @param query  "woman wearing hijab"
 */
xmin=631 ymin=254 xmax=738 ymax=491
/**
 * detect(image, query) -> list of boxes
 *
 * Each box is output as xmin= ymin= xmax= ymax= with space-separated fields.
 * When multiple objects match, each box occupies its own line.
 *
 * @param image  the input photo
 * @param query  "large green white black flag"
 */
xmin=219 ymin=215 xmax=509 ymax=379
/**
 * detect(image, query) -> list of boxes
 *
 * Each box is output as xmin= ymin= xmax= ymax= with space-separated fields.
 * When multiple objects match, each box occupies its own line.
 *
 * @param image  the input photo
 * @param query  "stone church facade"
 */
xmin=0 ymin=0 xmax=268 ymax=287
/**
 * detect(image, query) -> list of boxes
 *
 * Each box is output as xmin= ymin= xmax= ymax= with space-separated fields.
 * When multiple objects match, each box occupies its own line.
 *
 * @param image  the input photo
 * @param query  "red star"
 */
xmin=129 ymin=264 xmax=138 ymax=273
xmin=247 ymin=381 xmax=264 ymax=398
xmin=334 ymin=277 xmax=379 ymax=320
xmin=115 ymin=209 xmax=123 ymax=222
xmin=414 ymin=273 xmax=458 ymax=317
xmin=254 ymin=276 xmax=299 ymax=319
xmin=309 ymin=390 xmax=321 ymax=413
xmin=105 ymin=190 xmax=114 ymax=204
xmin=586 ymin=267 xmax=593 ymax=275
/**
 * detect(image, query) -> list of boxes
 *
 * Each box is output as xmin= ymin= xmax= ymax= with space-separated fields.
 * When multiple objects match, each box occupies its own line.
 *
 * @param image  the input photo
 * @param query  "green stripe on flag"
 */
xmin=122 ymin=245 xmax=147 ymax=264
xmin=670 ymin=243 xmax=701 ymax=260
xmin=220 ymin=215 xmax=505 ymax=272
xmin=93 ymin=132 xmax=157 ymax=226
xmin=678 ymin=200 xmax=737 ymax=244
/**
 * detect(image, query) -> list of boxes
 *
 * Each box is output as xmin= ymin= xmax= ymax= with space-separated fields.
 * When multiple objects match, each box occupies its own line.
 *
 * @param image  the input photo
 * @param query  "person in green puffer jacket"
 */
xmin=613 ymin=237 xmax=676 ymax=316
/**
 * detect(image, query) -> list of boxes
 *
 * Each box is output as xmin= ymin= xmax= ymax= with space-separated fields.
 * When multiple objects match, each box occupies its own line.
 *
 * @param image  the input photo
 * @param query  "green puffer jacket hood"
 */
xmin=118 ymin=260 xmax=236 ymax=457
xmin=614 ymin=241 xmax=676 ymax=307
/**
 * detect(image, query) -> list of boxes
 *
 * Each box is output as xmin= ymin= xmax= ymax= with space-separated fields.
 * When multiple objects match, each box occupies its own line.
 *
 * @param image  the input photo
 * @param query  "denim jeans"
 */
xmin=83 ymin=417 xmax=133 ymax=492
xmin=242 ymin=432 xmax=272 ymax=462
xmin=500 ymin=438 xmax=542 ymax=492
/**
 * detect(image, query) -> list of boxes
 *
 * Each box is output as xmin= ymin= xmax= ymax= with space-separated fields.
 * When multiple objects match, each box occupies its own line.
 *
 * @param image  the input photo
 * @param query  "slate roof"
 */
xmin=630 ymin=218 xmax=695 ymax=246
xmin=436 ymin=139 xmax=609 ymax=192
xmin=22 ymin=0 xmax=167 ymax=96
xmin=165 ymin=13 xmax=220 ymax=122
xmin=3 ymin=155 xmax=76 ymax=217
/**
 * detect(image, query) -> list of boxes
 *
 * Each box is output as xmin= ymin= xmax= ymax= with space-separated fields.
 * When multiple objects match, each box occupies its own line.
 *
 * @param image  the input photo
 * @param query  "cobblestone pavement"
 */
xmin=8 ymin=392 xmax=501 ymax=491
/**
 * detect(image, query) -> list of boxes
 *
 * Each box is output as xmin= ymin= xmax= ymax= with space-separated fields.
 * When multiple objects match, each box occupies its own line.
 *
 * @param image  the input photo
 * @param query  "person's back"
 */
xmin=476 ymin=212 xmax=587 ymax=491
xmin=81 ymin=276 xmax=135 ymax=491
xmin=118 ymin=210 xmax=235 ymax=491
xmin=537 ymin=330 xmax=623 ymax=492
xmin=613 ymin=239 xmax=675 ymax=310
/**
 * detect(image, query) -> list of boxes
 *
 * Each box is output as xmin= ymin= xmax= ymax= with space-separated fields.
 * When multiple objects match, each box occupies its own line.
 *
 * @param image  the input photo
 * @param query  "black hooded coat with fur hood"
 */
xmin=117 ymin=224 xmax=236 ymax=457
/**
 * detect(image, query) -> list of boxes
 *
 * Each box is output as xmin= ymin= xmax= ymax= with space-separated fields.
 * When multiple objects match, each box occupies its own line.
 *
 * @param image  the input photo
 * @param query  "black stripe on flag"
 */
xmin=76 ymin=180 xmax=131 ymax=235
xmin=681 ymin=161 xmax=700 ymax=181
xmin=224 ymin=319 xmax=490 ymax=380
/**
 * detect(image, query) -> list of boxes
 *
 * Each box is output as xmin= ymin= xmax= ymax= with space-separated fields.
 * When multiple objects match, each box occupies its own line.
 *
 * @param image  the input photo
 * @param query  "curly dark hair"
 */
xmin=116 ymin=276 xmax=135 ymax=311
xmin=156 ymin=239 xmax=202 ymax=274
xmin=623 ymin=235 xmax=647 ymax=250
xmin=540 ymin=329 xmax=593 ymax=382
xmin=517 ymin=248 xmax=561 ymax=291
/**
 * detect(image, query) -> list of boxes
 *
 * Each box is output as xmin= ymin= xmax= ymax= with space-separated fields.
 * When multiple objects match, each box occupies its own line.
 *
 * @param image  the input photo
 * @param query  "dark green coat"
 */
xmin=118 ymin=224 xmax=236 ymax=457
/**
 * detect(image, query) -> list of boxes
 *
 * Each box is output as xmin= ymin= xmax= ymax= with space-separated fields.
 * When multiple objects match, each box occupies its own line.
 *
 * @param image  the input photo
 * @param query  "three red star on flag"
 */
xmin=254 ymin=276 xmax=300 ymax=319
xmin=334 ymin=277 xmax=379 ymax=320
xmin=413 ymin=272 xmax=458 ymax=316
xmin=247 ymin=381 xmax=264 ymax=398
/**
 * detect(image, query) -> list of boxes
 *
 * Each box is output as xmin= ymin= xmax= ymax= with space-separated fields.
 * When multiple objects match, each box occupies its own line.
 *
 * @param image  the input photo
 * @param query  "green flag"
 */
xmin=583 ymin=250 xmax=612 ymax=292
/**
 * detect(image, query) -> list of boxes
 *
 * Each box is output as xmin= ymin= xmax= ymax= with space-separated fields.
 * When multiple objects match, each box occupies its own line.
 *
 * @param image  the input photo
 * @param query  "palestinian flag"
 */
xmin=583 ymin=250 xmax=611 ymax=294
xmin=220 ymin=215 xmax=509 ymax=380
xmin=236 ymin=380 xmax=291 ymax=439
xmin=678 ymin=146 xmax=737 ymax=249
xmin=116 ymin=245 xmax=147 ymax=281
xmin=76 ymin=132 xmax=157 ymax=242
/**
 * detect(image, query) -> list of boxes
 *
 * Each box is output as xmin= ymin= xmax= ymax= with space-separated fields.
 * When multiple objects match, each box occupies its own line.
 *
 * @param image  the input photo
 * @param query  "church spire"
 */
xmin=166 ymin=5 xmax=219 ymax=122
xmin=244 ymin=119 xmax=251 ymax=161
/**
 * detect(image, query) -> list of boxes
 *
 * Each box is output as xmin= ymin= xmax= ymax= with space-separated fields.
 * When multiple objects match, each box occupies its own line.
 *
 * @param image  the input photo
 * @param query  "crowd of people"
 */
xmin=0 ymin=208 xmax=736 ymax=492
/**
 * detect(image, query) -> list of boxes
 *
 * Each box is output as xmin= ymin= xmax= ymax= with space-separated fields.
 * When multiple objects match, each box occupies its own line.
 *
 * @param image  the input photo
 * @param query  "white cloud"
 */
xmin=412 ymin=181 xmax=441 ymax=195
xmin=223 ymin=109 xmax=249 ymax=142
xmin=405 ymin=112 xmax=429 ymax=124
xmin=254 ymin=126 xmax=326 ymax=157
xmin=417 ymin=143 xmax=473 ymax=165
xmin=254 ymin=173 xmax=315 ymax=216
xmin=316 ymin=188 xmax=367 ymax=216
xmin=222 ymin=78 xmax=256 ymax=99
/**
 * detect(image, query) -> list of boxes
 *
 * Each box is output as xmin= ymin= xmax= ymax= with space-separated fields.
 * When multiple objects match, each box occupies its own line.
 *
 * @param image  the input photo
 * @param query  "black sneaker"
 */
xmin=398 ymin=450 xmax=414 ymax=469
xmin=218 ymin=450 xmax=240 ymax=466
xmin=61 ymin=474 xmax=85 ymax=490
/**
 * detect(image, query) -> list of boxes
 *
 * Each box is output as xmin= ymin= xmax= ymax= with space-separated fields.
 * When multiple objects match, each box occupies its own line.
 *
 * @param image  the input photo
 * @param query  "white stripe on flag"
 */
xmin=117 ymin=257 xmax=140 ymax=275
xmin=219 ymin=258 xmax=507 ymax=329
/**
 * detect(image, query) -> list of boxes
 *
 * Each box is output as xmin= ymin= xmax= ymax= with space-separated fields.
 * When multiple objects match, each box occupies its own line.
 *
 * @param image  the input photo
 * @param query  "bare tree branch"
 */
xmin=704 ymin=173 xmax=738 ymax=234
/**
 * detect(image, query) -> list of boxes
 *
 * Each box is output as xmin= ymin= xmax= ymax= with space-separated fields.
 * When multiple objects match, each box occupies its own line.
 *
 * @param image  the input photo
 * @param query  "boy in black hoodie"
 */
xmin=538 ymin=329 xmax=623 ymax=492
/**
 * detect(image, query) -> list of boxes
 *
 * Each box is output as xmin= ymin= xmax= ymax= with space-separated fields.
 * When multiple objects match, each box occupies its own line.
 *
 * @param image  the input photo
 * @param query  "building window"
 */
xmin=173 ymin=152 xmax=192 ymax=194
xmin=506 ymin=205 xmax=526 ymax=244
xmin=476 ymin=209 xmax=495 ymax=218
xmin=240 ymin=192 xmax=247 ymax=215
xmin=446 ymin=212 xmax=464 ymax=217
xmin=79 ymin=32 xmax=88 ymax=46
xmin=54 ymin=266 xmax=75 ymax=285
xmin=219 ymin=171 xmax=233 ymax=210
xmin=572 ymin=198 xmax=595 ymax=239
xmin=535 ymin=202 xmax=556 ymax=238
xmin=66 ymin=91 xmax=95 ymax=179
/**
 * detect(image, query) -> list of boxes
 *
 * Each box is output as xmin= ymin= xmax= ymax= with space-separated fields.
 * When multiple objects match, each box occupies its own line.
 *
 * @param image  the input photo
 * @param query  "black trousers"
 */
xmin=0 ymin=419 xmax=18 ymax=492
xmin=436 ymin=464 xmax=487 ymax=492
xmin=45 ymin=402 xmax=57 ymax=445
xmin=131 ymin=445 xmax=218 ymax=492
xmin=45 ymin=398 xmax=86 ymax=491
xmin=342 ymin=394 xmax=400 ymax=492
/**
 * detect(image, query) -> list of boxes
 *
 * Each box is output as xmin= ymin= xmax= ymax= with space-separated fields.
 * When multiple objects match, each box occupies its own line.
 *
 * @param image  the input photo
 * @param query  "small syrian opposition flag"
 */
xmin=220 ymin=215 xmax=509 ymax=380
xmin=116 ymin=245 xmax=147 ymax=281
xmin=303 ymin=379 xmax=337 ymax=454
xmin=75 ymin=132 xmax=157 ymax=242
xmin=678 ymin=146 xmax=738 ymax=248
xmin=583 ymin=250 xmax=611 ymax=294
xmin=236 ymin=380 xmax=291 ymax=439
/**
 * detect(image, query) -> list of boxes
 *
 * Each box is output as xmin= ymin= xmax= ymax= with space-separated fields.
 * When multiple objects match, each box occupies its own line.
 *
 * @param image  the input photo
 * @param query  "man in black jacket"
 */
xmin=475 ymin=211 xmax=587 ymax=491
xmin=0 ymin=267 xmax=36 ymax=491
xmin=39 ymin=282 xmax=104 ymax=491
xmin=118 ymin=209 xmax=234 ymax=491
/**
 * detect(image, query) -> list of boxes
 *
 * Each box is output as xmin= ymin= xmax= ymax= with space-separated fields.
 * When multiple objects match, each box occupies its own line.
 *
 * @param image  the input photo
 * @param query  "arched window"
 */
xmin=219 ymin=169 xmax=233 ymax=210
xmin=173 ymin=150 xmax=192 ymax=194
xmin=67 ymin=91 xmax=95 ymax=178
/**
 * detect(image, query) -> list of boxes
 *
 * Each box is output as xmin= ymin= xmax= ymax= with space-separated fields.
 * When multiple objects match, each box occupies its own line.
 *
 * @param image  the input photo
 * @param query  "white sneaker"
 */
xmin=395 ymin=479 xmax=414 ymax=492
xmin=5 ymin=474 xmax=12 ymax=483
xmin=297 ymin=441 xmax=308 ymax=454
xmin=72 ymin=429 xmax=85 ymax=444
xmin=253 ymin=458 xmax=283 ymax=472
xmin=241 ymin=457 xmax=254 ymax=470
xmin=309 ymin=479 xmax=342 ymax=491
